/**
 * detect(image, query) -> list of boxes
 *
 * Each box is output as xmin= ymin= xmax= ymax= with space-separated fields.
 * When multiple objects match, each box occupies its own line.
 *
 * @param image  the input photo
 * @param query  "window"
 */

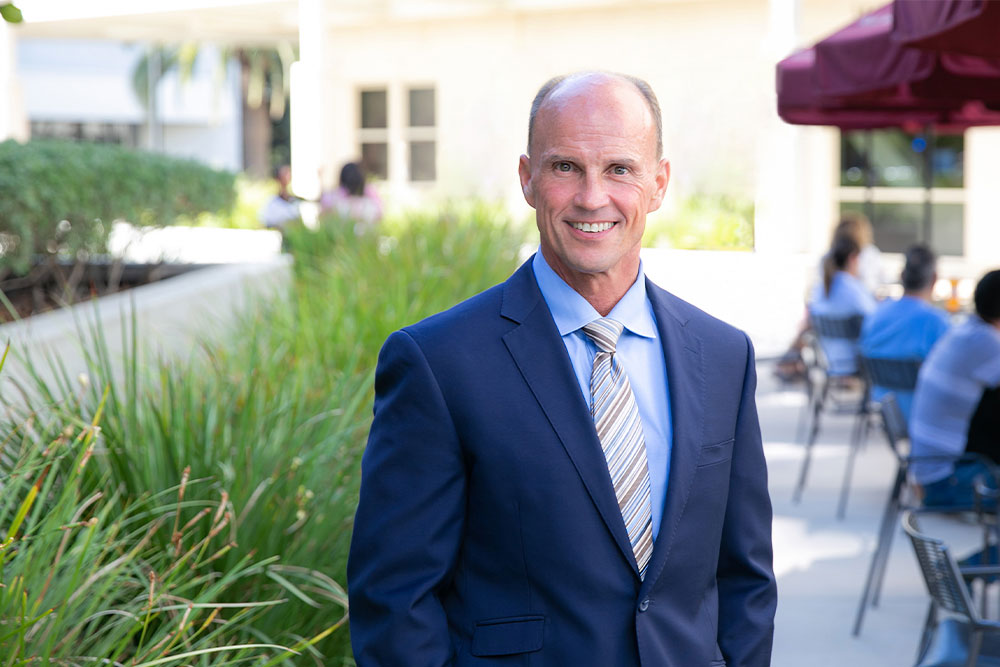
xmin=358 ymin=88 xmax=388 ymax=180
xmin=839 ymin=129 xmax=965 ymax=255
xmin=30 ymin=121 xmax=140 ymax=146
xmin=407 ymin=87 xmax=436 ymax=182
xmin=356 ymin=85 xmax=436 ymax=184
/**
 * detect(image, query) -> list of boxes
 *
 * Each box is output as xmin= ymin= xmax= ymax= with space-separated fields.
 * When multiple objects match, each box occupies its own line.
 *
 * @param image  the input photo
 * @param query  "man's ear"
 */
xmin=648 ymin=159 xmax=670 ymax=212
xmin=518 ymin=154 xmax=535 ymax=208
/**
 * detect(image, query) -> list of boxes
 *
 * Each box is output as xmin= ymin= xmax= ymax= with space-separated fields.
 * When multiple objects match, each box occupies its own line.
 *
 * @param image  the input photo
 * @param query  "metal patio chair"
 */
xmin=792 ymin=312 xmax=867 ymax=505
xmin=903 ymin=511 xmax=1000 ymax=667
xmin=853 ymin=394 xmax=1000 ymax=637
xmin=837 ymin=356 xmax=923 ymax=518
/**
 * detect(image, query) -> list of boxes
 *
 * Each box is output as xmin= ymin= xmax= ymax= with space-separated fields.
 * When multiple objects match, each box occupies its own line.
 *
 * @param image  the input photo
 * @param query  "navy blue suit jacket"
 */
xmin=348 ymin=258 xmax=776 ymax=666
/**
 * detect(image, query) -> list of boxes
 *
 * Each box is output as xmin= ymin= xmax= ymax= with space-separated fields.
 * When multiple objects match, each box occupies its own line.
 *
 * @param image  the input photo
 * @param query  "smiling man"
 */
xmin=348 ymin=71 xmax=776 ymax=667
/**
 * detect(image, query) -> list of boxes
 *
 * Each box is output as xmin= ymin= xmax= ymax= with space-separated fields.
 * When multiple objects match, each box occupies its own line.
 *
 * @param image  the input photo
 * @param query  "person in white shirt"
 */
xmin=910 ymin=269 xmax=1000 ymax=507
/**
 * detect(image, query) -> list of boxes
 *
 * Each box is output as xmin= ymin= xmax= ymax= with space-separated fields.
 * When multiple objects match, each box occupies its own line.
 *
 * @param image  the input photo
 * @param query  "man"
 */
xmin=348 ymin=72 xmax=776 ymax=666
xmin=860 ymin=243 xmax=950 ymax=421
xmin=910 ymin=270 xmax=1000 ymax=507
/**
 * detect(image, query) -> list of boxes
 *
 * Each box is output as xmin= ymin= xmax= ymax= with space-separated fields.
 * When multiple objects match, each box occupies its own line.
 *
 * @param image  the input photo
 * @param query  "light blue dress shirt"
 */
xmin=532 ymin=250 xmax=672 ymax=540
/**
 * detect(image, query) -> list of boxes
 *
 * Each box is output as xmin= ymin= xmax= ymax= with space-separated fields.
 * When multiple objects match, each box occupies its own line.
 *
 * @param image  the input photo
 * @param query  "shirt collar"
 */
xmin=531 ymin=248 xmax=657 ymax=339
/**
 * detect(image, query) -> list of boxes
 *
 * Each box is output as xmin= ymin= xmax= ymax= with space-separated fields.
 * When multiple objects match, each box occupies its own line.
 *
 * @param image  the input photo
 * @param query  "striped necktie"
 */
xmin=582 ymin=318 xmax=654 ymax=579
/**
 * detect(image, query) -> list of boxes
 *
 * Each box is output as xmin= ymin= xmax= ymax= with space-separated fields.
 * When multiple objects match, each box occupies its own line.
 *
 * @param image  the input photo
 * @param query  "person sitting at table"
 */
xmin=910 ymin=269 xmax=1000 ymax=508
xmin=860 ymin=243 xmax=950 ymax=421
xmin=807 ymin=234 xmax=877 ymax=377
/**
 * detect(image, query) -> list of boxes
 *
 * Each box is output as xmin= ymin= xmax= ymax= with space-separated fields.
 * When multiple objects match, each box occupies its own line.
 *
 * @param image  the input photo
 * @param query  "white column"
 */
xmin=292 ymin=0 xmax=326 ymax=204
xmin=753 ymin=0 xmax=808 ymax=254
xmin=964 ymin=127 xmax=1000 ymax=269
xmin=0 ymin=20 xmax=27 ymax=142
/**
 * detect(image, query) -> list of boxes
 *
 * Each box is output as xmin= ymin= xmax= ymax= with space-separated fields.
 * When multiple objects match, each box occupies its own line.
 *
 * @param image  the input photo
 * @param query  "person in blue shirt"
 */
xmin=860 ymin=244 xmax=950 ymax=421
xmin=808 ymin=235 xmax=877 ymax=376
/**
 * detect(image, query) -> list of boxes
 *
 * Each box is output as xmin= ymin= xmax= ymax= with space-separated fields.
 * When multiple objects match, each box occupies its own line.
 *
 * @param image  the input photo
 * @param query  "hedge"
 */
xmin=0 ymin=139 xmax=236 ymax=274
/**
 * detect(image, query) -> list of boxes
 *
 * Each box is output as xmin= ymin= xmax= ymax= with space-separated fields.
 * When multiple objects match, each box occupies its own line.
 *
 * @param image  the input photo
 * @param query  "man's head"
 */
xmin=975 ymin=269 xmax=1000 ymax=325
xmin=900 ymin=243 xmax=937 ymax=296
xmin=518 ymin=72 xmax=670 ymax=311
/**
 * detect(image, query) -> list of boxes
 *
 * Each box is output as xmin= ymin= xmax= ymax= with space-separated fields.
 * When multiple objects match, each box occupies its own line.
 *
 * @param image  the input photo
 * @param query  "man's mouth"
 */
xmin=568 ymin=221 xmax=615 ymax=233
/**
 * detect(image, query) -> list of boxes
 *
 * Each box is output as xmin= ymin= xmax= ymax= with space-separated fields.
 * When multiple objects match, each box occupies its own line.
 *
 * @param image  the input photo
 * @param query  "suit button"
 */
xmin=638 ymin=598 xmax=650 ymax=612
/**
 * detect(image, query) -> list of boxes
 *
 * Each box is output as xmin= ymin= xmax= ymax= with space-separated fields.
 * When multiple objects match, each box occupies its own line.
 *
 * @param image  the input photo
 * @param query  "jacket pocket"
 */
xmin=697 ymin=438 xmax=734 ymax=467
xmin=471 ymin=615 xmax=545 ymax=657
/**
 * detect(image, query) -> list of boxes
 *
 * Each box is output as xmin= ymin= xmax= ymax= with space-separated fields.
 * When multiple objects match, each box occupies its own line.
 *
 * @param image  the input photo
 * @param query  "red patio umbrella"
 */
xmin=892 ymin=0 xmax=1000 ymax=58
xmin=774 ymin=1 xmax=1000 ymax=259
xmin=812 ymin=3 xmax=1000 ymax=106
xmin=776 ymin=44 xmax=1000 ymax=129
xmin=776 ymin=2 xmax=1000 ymax=128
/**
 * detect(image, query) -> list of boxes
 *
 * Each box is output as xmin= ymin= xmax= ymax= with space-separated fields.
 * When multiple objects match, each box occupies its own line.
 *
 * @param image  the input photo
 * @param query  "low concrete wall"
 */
xmin=0 ymin=257 xmax=291 ymax=410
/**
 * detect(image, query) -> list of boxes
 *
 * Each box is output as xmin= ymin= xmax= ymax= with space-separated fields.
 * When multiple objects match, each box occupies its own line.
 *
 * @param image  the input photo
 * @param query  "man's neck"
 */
xmin=540 ymin=249 xmax=641 ymax=317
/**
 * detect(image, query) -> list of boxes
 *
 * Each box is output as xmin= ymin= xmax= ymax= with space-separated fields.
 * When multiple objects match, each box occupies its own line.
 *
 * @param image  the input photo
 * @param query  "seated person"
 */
xmin=808 ymin=234 xmax=877 ymax=376
xmin=258 ymin=164 xmax=302 ymax=230
xmin=860 ymin=244 xmax=950 ymax=421
xmin=910 ymin=269 xmax=1000 ymax=507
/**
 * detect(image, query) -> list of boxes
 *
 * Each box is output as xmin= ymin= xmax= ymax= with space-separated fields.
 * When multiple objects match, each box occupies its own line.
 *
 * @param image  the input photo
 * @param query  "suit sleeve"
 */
xmin=717 ymin=333 xmax=777 ymax=667
xmin=348 ymin=329 xmax=466 ymax=667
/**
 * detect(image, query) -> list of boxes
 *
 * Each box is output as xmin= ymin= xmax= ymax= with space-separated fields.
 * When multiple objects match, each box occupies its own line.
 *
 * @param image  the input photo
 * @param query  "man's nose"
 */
xmin=573 ymin=173 xmax=609 ymax=210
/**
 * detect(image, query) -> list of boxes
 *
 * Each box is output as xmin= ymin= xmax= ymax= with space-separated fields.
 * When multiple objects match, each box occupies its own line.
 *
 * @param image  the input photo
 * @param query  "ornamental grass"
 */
xmin=2 ymin=204 xmax=525 ymax=663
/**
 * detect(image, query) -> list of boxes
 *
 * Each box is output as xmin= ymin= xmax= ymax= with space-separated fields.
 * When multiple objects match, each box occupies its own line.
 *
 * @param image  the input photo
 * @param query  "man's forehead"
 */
xmin=533 ymin=77 xmax=656 ymax=153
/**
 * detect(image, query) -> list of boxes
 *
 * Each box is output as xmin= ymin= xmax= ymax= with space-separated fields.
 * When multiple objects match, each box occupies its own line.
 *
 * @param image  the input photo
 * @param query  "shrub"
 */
xmin=645 ymin=193 xmax=754 ymax=250
xmin=0 ymin=140 xmax=236 ymax=274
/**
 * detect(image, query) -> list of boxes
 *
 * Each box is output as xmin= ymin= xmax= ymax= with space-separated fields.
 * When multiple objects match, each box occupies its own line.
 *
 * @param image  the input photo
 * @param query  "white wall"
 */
xmin=318 ymin=0 xmax=774 ymax=217
xmin=0 ymin=21 xmax=28 ymax=141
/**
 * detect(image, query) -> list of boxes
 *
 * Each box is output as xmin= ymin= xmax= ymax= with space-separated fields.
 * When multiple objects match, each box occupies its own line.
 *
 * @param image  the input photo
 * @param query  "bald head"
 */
xmin=527 ymin=71 xmax=663 ymax=159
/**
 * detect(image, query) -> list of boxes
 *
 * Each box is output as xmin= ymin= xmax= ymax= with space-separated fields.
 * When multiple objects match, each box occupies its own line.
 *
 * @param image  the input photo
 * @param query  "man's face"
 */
xmin=518 ymin=77 xmax=669 ymax=293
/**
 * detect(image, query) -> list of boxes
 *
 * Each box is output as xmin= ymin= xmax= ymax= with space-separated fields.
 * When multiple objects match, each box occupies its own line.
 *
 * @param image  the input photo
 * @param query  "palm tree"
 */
xmin=132 ymin=41 xmax=296 ymax=178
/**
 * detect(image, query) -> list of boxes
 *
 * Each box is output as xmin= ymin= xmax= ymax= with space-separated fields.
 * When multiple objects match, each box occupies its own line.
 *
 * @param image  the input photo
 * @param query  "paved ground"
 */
xmin=758 ymin=362 xmax=987 ymax=666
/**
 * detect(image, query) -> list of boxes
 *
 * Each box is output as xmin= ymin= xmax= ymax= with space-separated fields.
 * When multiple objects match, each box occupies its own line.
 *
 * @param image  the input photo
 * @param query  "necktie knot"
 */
xmin=582 ymin=318 xmax=624 ymax=354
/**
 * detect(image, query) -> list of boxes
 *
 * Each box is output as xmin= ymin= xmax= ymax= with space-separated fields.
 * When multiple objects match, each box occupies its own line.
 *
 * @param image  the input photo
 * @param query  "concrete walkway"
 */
xmin=758 ymin=362 xmax=985 ymax=666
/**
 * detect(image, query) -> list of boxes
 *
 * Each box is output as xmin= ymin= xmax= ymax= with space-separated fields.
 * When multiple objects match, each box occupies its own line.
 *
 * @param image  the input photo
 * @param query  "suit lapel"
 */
xmin=500 ymin=260 xmax=639 ymax=576
xmin=641 ymin=280 xmax=705 ymax=594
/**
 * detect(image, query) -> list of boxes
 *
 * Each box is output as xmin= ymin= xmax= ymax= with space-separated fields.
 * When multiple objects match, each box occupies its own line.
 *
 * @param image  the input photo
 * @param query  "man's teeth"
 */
xmin=570 ymin=221 xmax=614 ymax=233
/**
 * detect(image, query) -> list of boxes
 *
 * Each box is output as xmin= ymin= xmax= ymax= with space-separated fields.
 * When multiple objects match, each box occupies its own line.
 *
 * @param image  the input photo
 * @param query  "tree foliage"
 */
xmin=0 ymin=3 xmax=22 ymax=23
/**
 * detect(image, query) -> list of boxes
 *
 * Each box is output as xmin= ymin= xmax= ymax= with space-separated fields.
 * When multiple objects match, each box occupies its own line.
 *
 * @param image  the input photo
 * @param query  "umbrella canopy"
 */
xmin=892 ymin=0 xmax=1000 ymax=58
xmin=776 ymin=2 xmax=1000 ymax=129
xmin=814 ymin=4 xmax=1000 ymax=104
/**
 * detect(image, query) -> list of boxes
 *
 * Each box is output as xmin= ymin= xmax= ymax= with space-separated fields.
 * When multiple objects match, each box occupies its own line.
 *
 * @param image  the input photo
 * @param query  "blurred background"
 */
xmin=1 ymin=1 xmax=999 ymax=665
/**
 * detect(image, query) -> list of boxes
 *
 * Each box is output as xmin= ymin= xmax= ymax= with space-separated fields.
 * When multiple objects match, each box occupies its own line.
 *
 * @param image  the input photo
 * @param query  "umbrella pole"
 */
xmin=864 ymin=130 xmax=875 ymax=225
xmin=922 ymin=124 xmax=934 ymax=247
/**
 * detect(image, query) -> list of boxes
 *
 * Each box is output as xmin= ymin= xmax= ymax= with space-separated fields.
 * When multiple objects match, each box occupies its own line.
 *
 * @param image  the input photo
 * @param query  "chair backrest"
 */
xmin=902 ymin=511 xmax=980 ymax=624
xmin=810 ymin=313 xmax=865 ymax=341
xmin=860 ymin=356 xmax=922 ymax=392
xmin=879 ymin=393 xmax=909 ymax=456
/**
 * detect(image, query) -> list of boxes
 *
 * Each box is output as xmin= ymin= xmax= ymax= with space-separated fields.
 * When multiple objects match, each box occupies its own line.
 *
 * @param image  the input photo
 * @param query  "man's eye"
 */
xmin=555 ymin=162 xmax=572 ymax=172
xmin=612 ymin=166 xmax=628 ymax=175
